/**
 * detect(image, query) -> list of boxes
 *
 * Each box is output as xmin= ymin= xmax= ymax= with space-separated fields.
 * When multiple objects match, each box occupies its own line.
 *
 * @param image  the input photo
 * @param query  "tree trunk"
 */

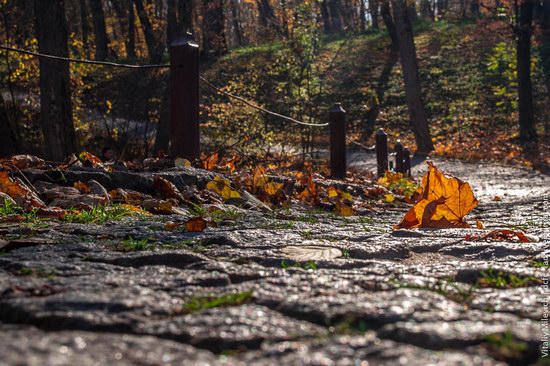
xmin=370 ymin=0 xmax=380 ymax=30
xmin=381 ymin=0 xmax=398 ymax=48
xmin=79 ymin=0 xmax=90 ymax=58
xmin=111 ymin=0 xmax=130 ymax=58
xmin=517 ymin=0 xmax=536 ymax=140
xmin=257 ymin=0 xmax=280 ymax=37
xmin=327 ymin=0 xmax=344 ymax=32
xmin=229 ymin=0 xmax=244 ymax=46
xmin=89 ymin=0 xmax=109 ymax=61
xmin=391 ymin=0 xmax=434 ymax=154
xmin=127 ymin=0 xmax=137 ymax=58
xmin=133 ymin=0 xmax=164 ymax=63
xmin=539 ymin=0 xmax=550 ymax=98
xmin=178 ymin=0 xmax=193 ymax=32
xmin=420 ymin=0 xmax=435 ymax=21
xmin=408 ymin=0 xmax=418 ymax=23
xmin=321 ymin=0 xmax=333 ymax=33
xmin=359 ymin=0 xmax=367 ymax=32
xmin=202 ymin=0 xmax=227 ymax=58
xmin=167 ymin=0 xmax=179 ymax=44
xmin=470 ymin=0 xmax=480 ymax=17
xmin=34 ymin=0 xmax=77 ymax=161
xmin=0 ymin=92 xmax=18 ymax=157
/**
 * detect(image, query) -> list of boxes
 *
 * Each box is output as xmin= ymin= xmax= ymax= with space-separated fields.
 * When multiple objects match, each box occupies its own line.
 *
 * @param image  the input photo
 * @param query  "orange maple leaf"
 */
xmin=397 ymin=162 xmax=478 ymax=229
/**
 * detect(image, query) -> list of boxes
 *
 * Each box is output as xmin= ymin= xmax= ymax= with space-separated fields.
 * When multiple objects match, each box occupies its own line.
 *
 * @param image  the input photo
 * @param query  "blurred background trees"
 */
xmin=0 ymin=0 xmax=548 ymax=165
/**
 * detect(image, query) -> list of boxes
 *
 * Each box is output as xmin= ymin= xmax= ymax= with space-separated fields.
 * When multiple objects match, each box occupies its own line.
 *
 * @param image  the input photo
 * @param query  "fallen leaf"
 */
xmin=0 ymin=171 xmax=46 ymax=210
xmin=74 ymin=181 xmax=91 ymax=194
xmin=185 ymin=217 xmax=207 ymax=232
xmin=478 ymin=229 xmax=531 ymax=243
xmin=206 ymin=176 xmax=241 ymax=200
xmin=397 ymin=162 xmax=478 ymax=229
xmin=334 ymin=201 xmax=355 ymax=216
xmin=175 ymin=158 xmax=192 ymax=168
xmin=201 ymin=152 xmax=219 ymax=170
xmin=264 ymin=182 xmax=283 ymax=196
xmin=281 ymin=245 xmax=342 ymax=261
xmin=385 ymin=194 xmax=395 ymax=203
xmin=154 ymin=176 xmax=186 ymax=203
xmin=475 ymin=219 xmax=485 ymax=230
xmin=9 ymin=155 xmax=45 ymax=169
xmin=79 ymin=152 xmax=103 ymax=168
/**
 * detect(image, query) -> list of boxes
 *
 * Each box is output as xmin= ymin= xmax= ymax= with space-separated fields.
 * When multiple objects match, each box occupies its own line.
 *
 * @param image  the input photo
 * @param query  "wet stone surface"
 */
xmin=0 ymin=159 xmax=548 ymax=365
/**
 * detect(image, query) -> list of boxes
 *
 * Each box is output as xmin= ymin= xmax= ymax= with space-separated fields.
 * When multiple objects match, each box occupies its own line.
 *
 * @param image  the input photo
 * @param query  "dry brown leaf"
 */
xmin=185 ymin=217 xmax=207 ymax=232
xmin=74 ymin=181 xmax=91 ymax=194
xmin=466 ymin=229 xmax=531 ymax=243
xmin=201 ymin=152 xmax=219 ymax=171
xmin=154 ymin=176 xmax=185 ymax=203
xmin=397 ymin=162 xmax=478 ymax=229
xmin=10 ymin=155 xmax=45 ymax=169
xmin=0 ymin=171 xmax=46 ymax=210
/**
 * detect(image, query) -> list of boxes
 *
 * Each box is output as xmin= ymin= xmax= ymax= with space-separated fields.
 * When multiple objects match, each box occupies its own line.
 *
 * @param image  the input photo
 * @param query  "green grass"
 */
xmin=0 ymin=199 xmax=40 ymax=222
xmin=17 ymin=266 xmax=57 ymax=278
xmin=476 ymin=269 xmax=541 ymax=289
xmin=482 ymin=331 xmax=528 ymax=361
xmin=0 ymin=199 xmax=17 ymax=216
xmin=121 ymin=237 xmax=149 ymax=251
xmin=63 ymin=205 xmax=142 ymax=224
xmin=209 ymin=208 xmax=244 ymax=223
xmin=183 ymin=290 xmax=254 ymax=313
xmin=300 ymin=229 xmax=314 ymax=240
xmin=154 ymin=239 xmax=208 ymax=253
xmin=393 ymin=277 xmax=477 ymax=304
xmin=258 ymin=220 xmax=296 ymax=230
xmin=281 ymin=259 xmax=318 ymax=270
xmin=530 ymin=260 xmax=550 ymax=269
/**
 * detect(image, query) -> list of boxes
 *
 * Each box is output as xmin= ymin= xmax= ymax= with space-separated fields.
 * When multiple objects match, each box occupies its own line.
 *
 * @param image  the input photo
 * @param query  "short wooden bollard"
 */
xmin=375 ymin=129 xmax=388 ymax=178
xmin=170 ymin=34 xmax=200 ymax=160
xmin=329 ymin=103 xmax=346 ymax=179
xmin=395 ymin=140 xmax=404 ymax=174
xmin=404 ymin=148 xmax=411 ymax=177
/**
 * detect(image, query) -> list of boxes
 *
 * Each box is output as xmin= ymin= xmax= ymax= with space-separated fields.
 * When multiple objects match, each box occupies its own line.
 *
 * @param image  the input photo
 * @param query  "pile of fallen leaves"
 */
xmin=0 ymin=153 xmax=538 ymax=243
xmin=0 ymin=152 xmax=415 ymax=226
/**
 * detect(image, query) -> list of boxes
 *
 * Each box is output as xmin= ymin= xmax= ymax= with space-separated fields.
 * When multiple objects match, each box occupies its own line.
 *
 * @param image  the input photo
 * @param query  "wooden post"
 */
xmin=376 ymin=129 xmax=388 ymax=178
xmin=170 ymin=33 xmax=200 ymax=160
xmin=329 ymin=103 xmax=347 ymax=179
xmin=395 ymin=140 xmax=404 ymax=174
xmin=404 ymin=147 xmax=411 ymax=177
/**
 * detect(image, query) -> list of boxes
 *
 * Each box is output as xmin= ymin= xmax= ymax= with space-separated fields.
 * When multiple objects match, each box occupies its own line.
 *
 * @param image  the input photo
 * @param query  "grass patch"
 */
xmin=146 ymin=239 xmax=208 ymax=253
xmin=63 ymin=205 xmax=142 ymax=224
xmin=530 ymin=260 xmax=550 ymax=269
xmin=393 ymin=277 xmax=477 ymax=304
xmin=281 ymin=259 xmax=318 ymax=270
xmin=0 ymin=199 xmax=41 ymax=223
xmin=17 ymin=266 xmax=57 ymax=278
xmin=0 ymin=199 xmax=17 ymax=216
xmin=258 ymin=220 xmax=296 ymax=230
xmin=121 ymin=237 xmax=149 ymax=251
xmin=476 ymin=268 xmax=541 ymax=289
xmin=482 ymin=331 xmax=529 ymax=361
xmin=331 ymin=315 xmax=369 ymax=334
xmin=209 ymin=208 xmax=244 ymax=223
xmin=183 ymin=290 xmax=254 ymax=313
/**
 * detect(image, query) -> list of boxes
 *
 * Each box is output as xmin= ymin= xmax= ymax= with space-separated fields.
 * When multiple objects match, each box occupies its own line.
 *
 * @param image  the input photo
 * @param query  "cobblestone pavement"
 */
xmin=0 ymin=158 xmax=548 ymax=365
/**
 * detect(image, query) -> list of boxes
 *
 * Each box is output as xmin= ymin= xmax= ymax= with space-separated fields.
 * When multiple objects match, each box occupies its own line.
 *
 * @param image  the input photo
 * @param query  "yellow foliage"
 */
xmin=207 ymin=176 xmax=241 ymax=200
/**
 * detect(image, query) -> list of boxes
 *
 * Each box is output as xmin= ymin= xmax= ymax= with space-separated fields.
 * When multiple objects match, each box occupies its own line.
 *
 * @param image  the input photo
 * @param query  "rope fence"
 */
xmin=0 ymin=43 xmax=412 ymax=179
xmin=0 ymin=45 xmax=327 ymax=128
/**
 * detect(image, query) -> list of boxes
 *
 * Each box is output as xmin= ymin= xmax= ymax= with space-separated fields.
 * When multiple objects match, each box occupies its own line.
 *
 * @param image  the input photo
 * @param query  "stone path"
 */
xmin=0 ymin=157 xmax=548 ymax=365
